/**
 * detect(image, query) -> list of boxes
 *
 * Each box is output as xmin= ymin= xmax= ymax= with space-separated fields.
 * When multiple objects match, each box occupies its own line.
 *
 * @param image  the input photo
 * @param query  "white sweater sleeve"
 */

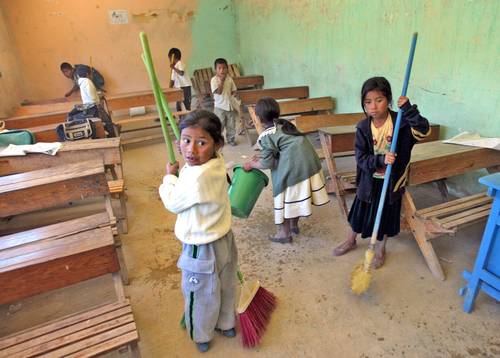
xmin=159 ymin=174 xmax=201 ymax=214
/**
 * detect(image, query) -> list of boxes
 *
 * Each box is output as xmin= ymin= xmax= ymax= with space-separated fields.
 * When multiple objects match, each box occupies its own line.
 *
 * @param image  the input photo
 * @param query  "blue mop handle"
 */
xmin=370 ymin=32 xmax=418 ymax=241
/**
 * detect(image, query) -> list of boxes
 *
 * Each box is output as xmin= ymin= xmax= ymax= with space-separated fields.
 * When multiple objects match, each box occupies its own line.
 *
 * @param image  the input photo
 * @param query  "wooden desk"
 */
xmin=0 ymin=137 xmax=122 ymax=177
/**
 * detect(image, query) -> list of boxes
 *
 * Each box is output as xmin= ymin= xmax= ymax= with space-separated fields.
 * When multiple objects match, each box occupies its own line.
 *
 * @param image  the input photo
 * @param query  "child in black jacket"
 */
xmin=333 ymin=77 xmax=430 ymax=268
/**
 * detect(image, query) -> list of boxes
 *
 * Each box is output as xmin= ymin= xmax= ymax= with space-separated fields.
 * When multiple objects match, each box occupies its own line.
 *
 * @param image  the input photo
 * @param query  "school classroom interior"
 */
xmin=0 ymin=1 xmax=499 ymax=357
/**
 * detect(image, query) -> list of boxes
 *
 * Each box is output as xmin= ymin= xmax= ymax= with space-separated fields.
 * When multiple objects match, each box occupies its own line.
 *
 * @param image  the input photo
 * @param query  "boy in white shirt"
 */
xmin=210 ymin=58 xmax=238 ymax=146
xmin=75 ymin=67 xmax=116 ymax=137
xmin=76 ymin=67 xmax=99 ymax=104
xmin=168 ymin=48 xmax=192 ymax=111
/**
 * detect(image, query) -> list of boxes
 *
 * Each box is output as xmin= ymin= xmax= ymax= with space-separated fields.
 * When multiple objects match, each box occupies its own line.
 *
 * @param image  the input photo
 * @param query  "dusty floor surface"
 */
xmin=120 ymin=138 xmax=500 ymax=358
xmin=1 ymin=135 xmax=499 ymax=358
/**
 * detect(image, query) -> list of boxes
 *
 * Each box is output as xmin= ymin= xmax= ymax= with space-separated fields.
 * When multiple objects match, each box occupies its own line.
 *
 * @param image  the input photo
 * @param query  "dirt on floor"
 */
xmin=1 ymin=135 xmax=499 ymax=358
xmin=120 ymin=138 xmax=500 ymax=358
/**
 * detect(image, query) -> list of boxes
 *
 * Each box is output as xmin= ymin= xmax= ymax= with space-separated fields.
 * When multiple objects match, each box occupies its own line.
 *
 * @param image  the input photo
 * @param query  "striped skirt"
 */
xmin=273 ymin=171 xmax=330 ymax=224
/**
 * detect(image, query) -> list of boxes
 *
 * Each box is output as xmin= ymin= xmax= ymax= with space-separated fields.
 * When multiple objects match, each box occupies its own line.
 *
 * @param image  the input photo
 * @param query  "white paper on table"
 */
xmin=0 ymin=142 xmax=62 ymax=157
xmin=443 ymin=131 xmax=500 ymax=151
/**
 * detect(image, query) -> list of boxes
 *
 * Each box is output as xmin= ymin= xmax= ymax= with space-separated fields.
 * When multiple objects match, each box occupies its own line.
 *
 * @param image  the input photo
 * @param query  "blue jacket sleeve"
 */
xmin=401 ymin=100 xmax=431 ymax=142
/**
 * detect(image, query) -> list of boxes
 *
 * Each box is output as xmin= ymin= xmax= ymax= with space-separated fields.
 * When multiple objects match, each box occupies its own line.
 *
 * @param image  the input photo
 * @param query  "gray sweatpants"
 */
xmin=213 ymin=107 xmax=238 ymax=143
xmin=177 ymin=231 xmax=238 ymax=343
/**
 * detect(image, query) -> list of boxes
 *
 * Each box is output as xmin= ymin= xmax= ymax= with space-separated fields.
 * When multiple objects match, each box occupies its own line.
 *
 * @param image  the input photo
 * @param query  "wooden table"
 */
xmin=318 ymin=134 xmax=500 ymax=280
xmin=318 ymin=124 xmax=441 ymax=209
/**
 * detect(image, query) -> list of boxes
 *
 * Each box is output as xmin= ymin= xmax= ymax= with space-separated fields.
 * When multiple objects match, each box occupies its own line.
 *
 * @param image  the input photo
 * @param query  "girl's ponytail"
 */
xmin=275 ymin=118 xmax=304 ymax=136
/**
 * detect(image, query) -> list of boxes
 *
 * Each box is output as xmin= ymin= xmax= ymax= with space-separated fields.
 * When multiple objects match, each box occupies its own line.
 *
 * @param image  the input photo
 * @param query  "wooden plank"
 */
xmin=0 ymin=244 xmax=119 ymax=305
xmin=4 ymin=111 xmax=68 ymax=129
xmin=0 ymin=159 xmax=104 ymax=193
xmin=424 ymin=196 xmax=492 ymax=219
xmin=0 ymin=138 xmax=121 ymax=176
xmin=0 ymin=161 xmax=108 ymax=218
xmin=409 ymin=142 xmax=500 ymax=186
xmin=112 ymin=110 xmax=189 ymax=126
xmin=442 ymin=208 xmax=492 ymax=229
xmin=295 ymin=113 xmax=365 ymax=133
xmin=436 ymin=203 xmax=492 ymax=225
xmin=108 ymin=180 xmax=124 ymax=194
xmin=0 ymin=226 xmax=113 ymax=270
xmin=6 ymin=312 xmax=134 ymax=357
xmin=15 ymin=89 xmax=183 ymax=116
xmin=121 ymin=133 xmax=164 ymax=145
xmin=238 ymin=86 xmax=309 ymax=105
xmin=0 ymin=300 xmax=130 ymax=349
xmin=106 ymin=88 xmax=183 ymax=111
xmin=0 ymin=212 xmax=110 ymax=251
xmin=416 ymin=192 xmax=487 ymax=216
xmin=37 ymin=322 xmax=137 ymax=357
xmin=279 ymin=97 xmax=334 ymax=116
xmin=65 ymin=330 xmax=139 ymax=358
xmin=233 ymin=75 xmax=264 ymax=89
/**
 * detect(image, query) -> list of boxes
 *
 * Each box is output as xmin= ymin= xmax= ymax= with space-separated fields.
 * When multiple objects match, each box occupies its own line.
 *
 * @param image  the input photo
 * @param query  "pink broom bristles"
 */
xmin=238 ymin=286 xmax=276 ymax=347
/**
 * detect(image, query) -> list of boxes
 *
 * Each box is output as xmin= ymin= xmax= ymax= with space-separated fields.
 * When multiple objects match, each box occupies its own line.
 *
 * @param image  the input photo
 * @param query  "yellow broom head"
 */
xmin=237 ymin=279 xmax=261 ymax=314
xmin=350 ymin=249 xmax=375 ymax=295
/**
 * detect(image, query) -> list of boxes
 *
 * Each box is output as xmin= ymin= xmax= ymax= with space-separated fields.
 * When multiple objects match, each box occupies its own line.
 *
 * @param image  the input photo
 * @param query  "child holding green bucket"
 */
xmin=243 ymin=97 xmax=330 ymax=243
xmin=159 ymin=110 xmax=238 ymax=353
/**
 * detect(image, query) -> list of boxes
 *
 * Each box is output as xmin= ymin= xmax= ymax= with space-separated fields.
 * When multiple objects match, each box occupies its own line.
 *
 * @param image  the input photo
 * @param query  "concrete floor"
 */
xmin=1 ymin=134 xmax=499 ymax=358
xmin=120 ymin=138 xmax=500 ymax=358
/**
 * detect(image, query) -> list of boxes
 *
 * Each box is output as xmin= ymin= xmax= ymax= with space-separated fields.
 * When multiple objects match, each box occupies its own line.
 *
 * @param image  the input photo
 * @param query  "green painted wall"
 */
xmin=234 ymin=0 xmax=500 ymax=139
xmin=189 ymin=0 xmax=239 ymax=74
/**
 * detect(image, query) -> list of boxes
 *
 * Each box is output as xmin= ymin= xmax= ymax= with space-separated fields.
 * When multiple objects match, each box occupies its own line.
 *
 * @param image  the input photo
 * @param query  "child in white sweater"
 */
xmin=159 ymin=110 xmax=238 ymax=353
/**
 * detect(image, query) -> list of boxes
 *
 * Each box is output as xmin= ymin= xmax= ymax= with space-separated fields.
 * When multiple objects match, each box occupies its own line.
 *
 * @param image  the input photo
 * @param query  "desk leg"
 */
xmin=402 ymin=191 xmax=446 ymax=281
xmin=319 ymin=131 xmax=349 ymax=218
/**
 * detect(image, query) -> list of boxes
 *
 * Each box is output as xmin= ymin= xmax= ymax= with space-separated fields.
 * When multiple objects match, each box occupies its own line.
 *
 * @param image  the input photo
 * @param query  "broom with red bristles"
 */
xmin=237 ymin=270 xmax=276 ymax=347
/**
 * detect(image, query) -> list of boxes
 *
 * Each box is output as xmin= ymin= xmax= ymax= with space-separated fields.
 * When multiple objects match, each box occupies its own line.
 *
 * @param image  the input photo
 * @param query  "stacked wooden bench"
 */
xmin=0 ymin=159 xmax=139 ymax=356
xmin=0 ymin=137 xmax=128 ymax=234
xmin=191 ymin=63 xmax=241 ymax=102
xmin=0 ymin=299 xmax=139 ymax=358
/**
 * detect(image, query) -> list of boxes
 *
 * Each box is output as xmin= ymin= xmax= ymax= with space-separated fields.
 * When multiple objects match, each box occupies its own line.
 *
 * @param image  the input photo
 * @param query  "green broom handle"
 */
xmin=370 ymin=32 xmax=418 ymax=243
xmin=139 ymin=32 xmax=178 ymax=162
xmin=141 ymin=52 xmax=175 ymax=163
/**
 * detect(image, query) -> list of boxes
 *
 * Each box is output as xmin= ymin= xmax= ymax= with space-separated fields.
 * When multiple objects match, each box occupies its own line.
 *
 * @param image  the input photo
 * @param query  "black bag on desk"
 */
xmin=56 ymin=118 xmax=97 ymax=141
xmin=67 ymin=103 xmax=100 ymax=121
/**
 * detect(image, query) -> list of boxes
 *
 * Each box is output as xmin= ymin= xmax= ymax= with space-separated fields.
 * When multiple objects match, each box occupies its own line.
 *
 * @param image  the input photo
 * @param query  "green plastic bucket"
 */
xmin=228 ymin=165 xmax=269 ymax=218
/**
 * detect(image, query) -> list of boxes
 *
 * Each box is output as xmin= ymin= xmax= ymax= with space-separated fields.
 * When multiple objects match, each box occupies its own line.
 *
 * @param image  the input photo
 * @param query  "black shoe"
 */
xmin=196 ymin=342 xmax=209 ymax=352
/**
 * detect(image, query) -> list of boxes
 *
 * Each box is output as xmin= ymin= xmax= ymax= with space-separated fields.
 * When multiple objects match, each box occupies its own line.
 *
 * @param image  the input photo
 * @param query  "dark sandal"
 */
xmin=268 ymin=235 xmax=293 ymax=243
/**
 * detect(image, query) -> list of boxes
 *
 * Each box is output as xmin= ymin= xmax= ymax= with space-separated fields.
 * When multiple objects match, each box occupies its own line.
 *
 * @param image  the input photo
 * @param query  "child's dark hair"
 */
xmin=361 ymin=77 xmax=393 ymax=114
xmin=168 ymin=48 xmax=181 ymax=60
xmin=214 ymin=58 xmax=228 ymax=69
xmin=179 ymin=110 xmax=224 ymax=145
xmin=256 ymin=97 xmax=303 ymax=136
xmin=60 ymin=62 xmax=72 ymax=71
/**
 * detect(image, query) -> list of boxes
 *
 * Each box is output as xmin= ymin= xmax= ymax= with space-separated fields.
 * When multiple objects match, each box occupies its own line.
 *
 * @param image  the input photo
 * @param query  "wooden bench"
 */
xmin=249 ymin=96 xmax=334 ymax=134
xmin=0 ymin=214 xmax=140 ymax=356
xmin=238 ymin=86 xmax=310 ymax=141
xmin=413 ymin=192 xmax=493 ymax=238
xmin=0 ymin=299 xmax=140 ymax=357
xmin=0 ymin=213 xmax=118 ymax=305
xmin=14 ymin=89 xmax=183 ymax=116
xmin=294 ymin=112 xmax=365 ymax=134
xmin=0 ymin=159 xmax=128 ymax=283
xmin=0 ymin=138 xmax=127 ymax=233
xmin=238 ymin=86 xmax=309 ymax=106
xmin=3 ymin=111 xmax=68 ymax=130
xmin=233 ymin=75 xmax=264 ymax=90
